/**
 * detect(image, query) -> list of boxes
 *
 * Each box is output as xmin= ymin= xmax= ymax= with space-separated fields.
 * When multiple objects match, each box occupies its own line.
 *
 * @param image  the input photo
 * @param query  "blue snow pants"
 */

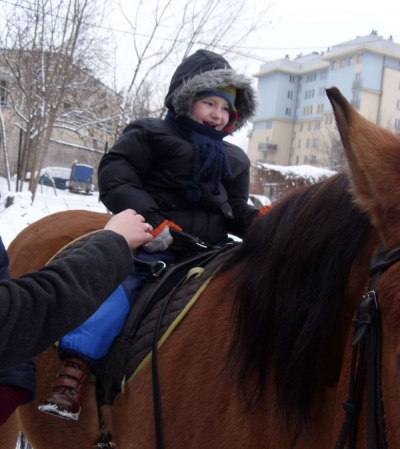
xmin=58 ymin=249 xmax=175 ymax=365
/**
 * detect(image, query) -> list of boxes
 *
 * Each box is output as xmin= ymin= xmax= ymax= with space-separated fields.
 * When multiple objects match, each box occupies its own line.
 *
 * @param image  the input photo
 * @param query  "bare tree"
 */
xmin=0 ymin=105 xmax=12 ymax=190
xmin=114 ymin=0 xmax=271 ymax=131
xmin=0 ymin=0 xmax=116 ymax=200
xmin=0 ymin=0 xmax=272 ymax=200
xmin=318 ymin=124 xmax=345 ymax=170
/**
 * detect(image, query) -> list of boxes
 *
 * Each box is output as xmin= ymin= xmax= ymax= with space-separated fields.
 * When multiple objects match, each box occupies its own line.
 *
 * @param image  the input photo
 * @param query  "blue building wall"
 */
xmin=297 ymin=70 xmax=327 ymax=120
xmin=324 ymin=65 xmax=357 ymax=112
xmin=361 ymin=53 xmax=384 ymax=90
xmin=257 ymin=72 xmax=298 ymax=121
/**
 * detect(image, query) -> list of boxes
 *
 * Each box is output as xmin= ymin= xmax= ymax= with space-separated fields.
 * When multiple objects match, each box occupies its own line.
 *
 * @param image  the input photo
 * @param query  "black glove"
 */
xmin=169 ymin=230 xmax=216 ymax=259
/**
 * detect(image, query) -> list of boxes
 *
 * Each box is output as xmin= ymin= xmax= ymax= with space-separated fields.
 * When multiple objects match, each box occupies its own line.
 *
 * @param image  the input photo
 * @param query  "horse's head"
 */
xmin=327 ymin=87 xmax=400 ymax=446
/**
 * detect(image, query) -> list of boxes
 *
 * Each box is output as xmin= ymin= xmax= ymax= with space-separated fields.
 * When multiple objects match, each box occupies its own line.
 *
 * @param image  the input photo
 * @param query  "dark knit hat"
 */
xmin=194 ymin=86 xmax=239 ymax=133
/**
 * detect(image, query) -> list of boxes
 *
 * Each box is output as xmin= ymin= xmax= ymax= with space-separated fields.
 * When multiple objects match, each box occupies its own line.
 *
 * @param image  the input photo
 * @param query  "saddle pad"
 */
xmin=124 ymin=250 xmax=232 ymax=383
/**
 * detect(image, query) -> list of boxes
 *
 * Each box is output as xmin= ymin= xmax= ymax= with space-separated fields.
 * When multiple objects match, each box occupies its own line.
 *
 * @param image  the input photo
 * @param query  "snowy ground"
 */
xmin=0 ymin=177 xmax=108 ymax=248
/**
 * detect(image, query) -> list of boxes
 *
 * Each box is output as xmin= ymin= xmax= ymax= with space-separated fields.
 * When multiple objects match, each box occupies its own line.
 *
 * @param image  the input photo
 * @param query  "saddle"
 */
xmin=95 ymin=244 xmax=234 ymax=406
xmin=50 ymin=232 xmax=235 ymax=406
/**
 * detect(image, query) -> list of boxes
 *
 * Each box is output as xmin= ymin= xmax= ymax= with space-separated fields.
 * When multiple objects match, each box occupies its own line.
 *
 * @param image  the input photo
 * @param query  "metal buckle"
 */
xmin=151 ymin=261 xmax=167 ymax=277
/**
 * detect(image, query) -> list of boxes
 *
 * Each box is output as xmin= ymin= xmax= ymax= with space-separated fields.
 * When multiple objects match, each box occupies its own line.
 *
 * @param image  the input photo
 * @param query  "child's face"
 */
xmin=190 ymin=96 xmax=230 ymax=131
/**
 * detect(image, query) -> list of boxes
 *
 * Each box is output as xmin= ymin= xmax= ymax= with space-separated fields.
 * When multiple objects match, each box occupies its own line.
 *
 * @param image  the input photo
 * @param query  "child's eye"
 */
xmin=203 ymin=101 xmax=213 ymax=106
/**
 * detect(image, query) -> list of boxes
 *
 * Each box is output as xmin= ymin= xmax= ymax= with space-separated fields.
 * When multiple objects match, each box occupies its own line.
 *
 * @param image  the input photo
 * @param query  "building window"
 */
xmin=288 ymin=91 xmax=293 ymax=99
xmin=298 ymin=139 xmax=301 ymax=148
xmin=395 ymin=119 xmax=400 ymax=129
xmin=306 ymin=74 xmax=317 ymax=82
xmin=312 ymin=138 xmax=319 ymax=148
xmin=0 ymin=80 xmax=9 ymax=106
xmin=306 ymin=139 xmax=310 ymax=148
xmin=299 ymin=123 xmax=303 ymax=132
xmin=265 ymin=120 xmax=273 ymax=129
xmin=305 ymin=89 xmax=315 ymax=99
xmin=317 ymin=104 xmax=324 ymax=113
xmin=314 ymin=121 xmax=321 ymax=130
xmin=303 ymin=106 xmax=313 ymax=115
xmin=397 ymin=99 xmax=400 ymax=110
xmin=341 ymin=57 xmax=351 ymax=68
xmin=325 ymin=115 xmax=333 ymax=125
xmin=289 ymin=75 xmax=296 ymax=83
xmin=320 ymin=71 xmax=328 ymax=80
xmin=308 ymin=122 xmax=313 ymax=131
xmin=286 ymin=107 xmax=291 ymax=115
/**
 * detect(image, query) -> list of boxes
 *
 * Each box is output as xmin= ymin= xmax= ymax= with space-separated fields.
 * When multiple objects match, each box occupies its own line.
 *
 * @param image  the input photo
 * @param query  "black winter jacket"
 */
xmin=0 ymin=231 xmax=132 ymax=370
xmin=98 ymin=118 xmax=259 ymax=245
xmin=0 ymin=237 xmax=36 ymax=400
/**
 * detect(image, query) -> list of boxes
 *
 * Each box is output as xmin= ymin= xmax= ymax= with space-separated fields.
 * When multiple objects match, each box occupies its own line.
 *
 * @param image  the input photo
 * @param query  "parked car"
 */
xmin=39 ymin=167 xmax=71 ymax=190
xmin=248 ymin=194 xmax=271 ymax=208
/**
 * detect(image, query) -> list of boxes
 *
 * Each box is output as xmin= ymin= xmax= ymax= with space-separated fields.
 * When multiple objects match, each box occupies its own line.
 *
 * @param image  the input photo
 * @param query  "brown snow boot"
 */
xmin=38 ymin=357 xmax=90 ymax=421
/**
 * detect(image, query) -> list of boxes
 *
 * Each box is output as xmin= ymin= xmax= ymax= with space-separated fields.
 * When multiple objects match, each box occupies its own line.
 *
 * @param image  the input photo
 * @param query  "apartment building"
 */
xmin=247 ymin=31 xmax=400 ymax=169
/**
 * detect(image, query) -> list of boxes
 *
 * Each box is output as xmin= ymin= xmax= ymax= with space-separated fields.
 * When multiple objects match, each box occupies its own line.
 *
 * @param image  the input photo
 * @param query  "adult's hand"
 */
xmin=104 ymin=209 xmax=153 ymax=249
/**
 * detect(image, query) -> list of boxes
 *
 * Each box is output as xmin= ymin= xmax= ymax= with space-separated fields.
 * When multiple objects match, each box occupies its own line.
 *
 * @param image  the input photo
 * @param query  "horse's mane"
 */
xmin=223 ymin=173 xmax=371 ymax=433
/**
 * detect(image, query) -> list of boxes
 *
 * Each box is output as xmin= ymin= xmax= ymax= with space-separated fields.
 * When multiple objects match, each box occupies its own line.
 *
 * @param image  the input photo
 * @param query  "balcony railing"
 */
xmin=258 ymin=143 xmax=277 ymax=152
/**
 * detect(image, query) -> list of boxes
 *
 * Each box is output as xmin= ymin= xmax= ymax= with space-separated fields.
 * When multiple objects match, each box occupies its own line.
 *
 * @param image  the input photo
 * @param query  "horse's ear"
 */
xmin=326 ymin=87 xmax=400 ymax=233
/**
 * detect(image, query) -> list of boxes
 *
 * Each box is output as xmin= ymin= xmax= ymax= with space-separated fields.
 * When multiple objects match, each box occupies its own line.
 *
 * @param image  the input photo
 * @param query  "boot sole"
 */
xmin=38 ymin=403 xmax=80 ymax=421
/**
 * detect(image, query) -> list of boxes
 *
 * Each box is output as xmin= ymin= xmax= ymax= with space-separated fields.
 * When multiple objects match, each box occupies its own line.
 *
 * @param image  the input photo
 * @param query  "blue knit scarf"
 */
xmin=165 ymin=110 xmax=232 ymax=202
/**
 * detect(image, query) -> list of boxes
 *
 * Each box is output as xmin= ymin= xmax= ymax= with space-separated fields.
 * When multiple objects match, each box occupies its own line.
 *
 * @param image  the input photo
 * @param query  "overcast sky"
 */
xmin=245 ymin=0 xmax=399 ymax=67
xmin=110 ymin=0 xmax=400 ymax=81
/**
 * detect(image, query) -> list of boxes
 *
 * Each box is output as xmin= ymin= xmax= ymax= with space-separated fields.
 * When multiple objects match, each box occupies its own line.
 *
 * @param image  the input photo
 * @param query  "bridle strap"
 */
xmin=370 ymin=245 xmax=400 ymax=275
xmin=335 ymin=243 xmax=393 ymax=449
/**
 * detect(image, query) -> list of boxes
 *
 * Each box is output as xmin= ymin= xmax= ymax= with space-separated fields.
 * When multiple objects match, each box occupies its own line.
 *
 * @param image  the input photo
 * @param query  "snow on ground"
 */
xmin=0 ymin=176 xmax=107 ymax=248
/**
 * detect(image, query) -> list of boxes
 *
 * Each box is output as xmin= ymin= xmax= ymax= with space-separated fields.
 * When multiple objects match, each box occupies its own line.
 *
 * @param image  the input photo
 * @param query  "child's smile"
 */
xmin=190 ymin=96 xmax=230 ymax=131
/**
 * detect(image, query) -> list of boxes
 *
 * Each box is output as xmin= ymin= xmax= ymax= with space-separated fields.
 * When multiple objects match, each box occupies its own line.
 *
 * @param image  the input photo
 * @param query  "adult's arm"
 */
xmin=0 ymin=230 xmax=132 ymax=370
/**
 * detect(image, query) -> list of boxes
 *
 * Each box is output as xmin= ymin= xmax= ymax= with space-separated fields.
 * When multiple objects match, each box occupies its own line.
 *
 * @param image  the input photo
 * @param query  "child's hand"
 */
xmin=142 ymin=220 xmax=182 ymax=253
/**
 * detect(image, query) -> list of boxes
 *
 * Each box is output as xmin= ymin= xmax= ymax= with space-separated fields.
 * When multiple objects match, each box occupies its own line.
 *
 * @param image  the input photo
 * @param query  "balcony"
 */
xmin=258 ymin=143 xmax=277 ymax=152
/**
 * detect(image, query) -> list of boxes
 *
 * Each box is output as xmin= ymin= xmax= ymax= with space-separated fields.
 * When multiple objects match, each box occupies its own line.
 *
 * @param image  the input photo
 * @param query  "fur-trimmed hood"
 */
xmin=164 ymin=50 xmax=257 ymax=133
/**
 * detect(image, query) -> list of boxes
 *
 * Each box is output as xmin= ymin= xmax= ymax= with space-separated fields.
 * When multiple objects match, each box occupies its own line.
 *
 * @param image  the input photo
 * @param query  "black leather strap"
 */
xmin=370 ymin=245 xmax=400 ymax=275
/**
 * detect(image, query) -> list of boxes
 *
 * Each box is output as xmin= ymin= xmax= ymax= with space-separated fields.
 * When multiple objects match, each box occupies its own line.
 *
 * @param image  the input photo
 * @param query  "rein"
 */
xmin=334 ymin=243 xmax=400 ymax=449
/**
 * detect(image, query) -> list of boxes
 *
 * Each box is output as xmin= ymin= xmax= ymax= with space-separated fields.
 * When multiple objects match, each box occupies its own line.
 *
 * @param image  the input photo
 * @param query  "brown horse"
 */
xmin=5 ymin=86 xmax=400 ymax=448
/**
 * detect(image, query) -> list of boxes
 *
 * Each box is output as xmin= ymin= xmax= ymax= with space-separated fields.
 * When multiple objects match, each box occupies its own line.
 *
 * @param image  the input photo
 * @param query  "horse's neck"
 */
xmin=318 ymin=230 xmax=377 ymax=388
